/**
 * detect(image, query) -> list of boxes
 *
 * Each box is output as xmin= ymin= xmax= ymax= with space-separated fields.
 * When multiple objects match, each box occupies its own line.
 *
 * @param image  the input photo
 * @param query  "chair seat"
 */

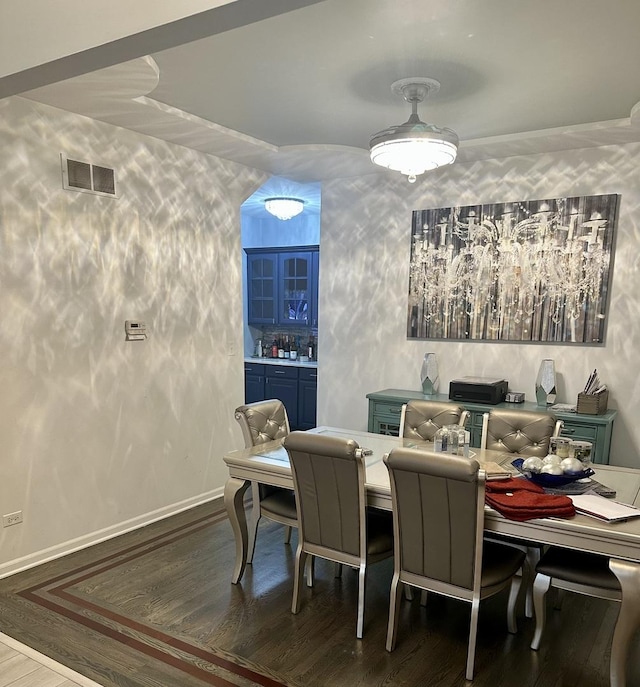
xmin=260 ymin=488 xmax=297 ymax=520
xmin=366 ymin=508 xmax=394 ymax=556
xmin=537 ymin=547 xmax=621 ymax=591
xmin=481 ymin=541 xmax=526 ymax=588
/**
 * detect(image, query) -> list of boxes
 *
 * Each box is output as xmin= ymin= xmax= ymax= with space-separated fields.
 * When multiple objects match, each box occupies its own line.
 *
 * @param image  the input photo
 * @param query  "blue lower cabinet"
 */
xmin=244 ymin=363 xmax=265 ymax=404
xmin=265 ymin=365 xmax=299 ymax=429
xmin=244 ymin=363 xmax=317 ymax=431
xmin=298 ymin=368 xmax=318 ymax=430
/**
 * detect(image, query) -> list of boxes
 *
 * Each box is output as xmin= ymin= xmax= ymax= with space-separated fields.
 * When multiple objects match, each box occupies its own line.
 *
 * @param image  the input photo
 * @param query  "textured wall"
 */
xmin=319 ymin=145 xmax=640 ymax=467
xmin=0 ymin=96 xmax=266 ymax=572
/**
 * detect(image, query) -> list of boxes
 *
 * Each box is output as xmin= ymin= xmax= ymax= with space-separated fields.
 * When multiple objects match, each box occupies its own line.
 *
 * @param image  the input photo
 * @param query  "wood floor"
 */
xmin=0 ymin=498 xmax=638 ymax=687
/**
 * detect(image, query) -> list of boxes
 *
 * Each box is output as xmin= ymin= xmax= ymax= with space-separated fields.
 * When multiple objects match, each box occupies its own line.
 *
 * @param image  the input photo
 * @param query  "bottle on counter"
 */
xmin=284 ymin=335 xmax=290 ymax=359
xmin=271 ymin=338 xmax=278 ymax=358
xmin=278 ymin=335 xmax=285 ymax=358
xmin=307 ymin=335 xmax=315 ymax=361
xmin=290 ymin=336 xmax=298 ymax=360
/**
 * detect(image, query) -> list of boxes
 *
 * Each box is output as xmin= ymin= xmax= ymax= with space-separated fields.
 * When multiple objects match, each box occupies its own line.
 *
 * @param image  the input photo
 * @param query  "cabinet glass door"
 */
xmin=248 ymin=254 xmax=276 ymax=324
xmin=279 ymin=253 xmax=310 ymax=324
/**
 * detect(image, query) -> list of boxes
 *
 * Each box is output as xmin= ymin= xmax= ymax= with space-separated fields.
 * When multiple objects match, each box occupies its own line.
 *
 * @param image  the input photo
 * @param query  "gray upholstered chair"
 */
xmin=283 ymin=431 xmax=394 ymax=639
xmin=480 ymin=408 xmax=563 ymax=617
xmin=480 ymin=408 xmax=563 ymax=457
xmin=384 ymin=447 xmax=525 ymax=681
xmin=234 ymin=400 xmax=297 ymax=563
xmin=530 ymin=547 xmax=621 ymax=652
xmin=400 ymin=400 xmax=469 ymax=441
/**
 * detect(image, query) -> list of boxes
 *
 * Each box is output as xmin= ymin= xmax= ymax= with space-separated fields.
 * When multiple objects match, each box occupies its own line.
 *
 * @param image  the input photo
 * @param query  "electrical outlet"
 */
xmin=3 ymin=511 xmax=23 ymax=527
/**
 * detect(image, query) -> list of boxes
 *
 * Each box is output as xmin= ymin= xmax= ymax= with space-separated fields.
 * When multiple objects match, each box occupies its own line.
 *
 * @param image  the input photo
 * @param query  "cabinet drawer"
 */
xmin=560 ymin=423 xmax=598 ymax=441
xmin=372 ymin=401 xmax=404 ymax=418
xmin=299 ymin=367 xmax=317 ymax=382
xmin=244 ymin=363 xmax=265 ymax=375
xmin=265 ymin=365 xmax=299 ymax=380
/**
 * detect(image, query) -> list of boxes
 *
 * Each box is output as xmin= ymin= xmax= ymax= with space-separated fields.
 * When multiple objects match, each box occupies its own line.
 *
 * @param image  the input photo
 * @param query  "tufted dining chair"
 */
xmin=234 ymin=399 xmax=298 ymax=565
xmin=400 ymin=400 xmax=469 ymax=441
xmin=284 ymin=431 xmax=394 ymax=639
xmin=530 ymin=547 xmax=621 ymax=654
xmin=481 ymin=408 xmax=563 ymax=617
xmin=480 ymin=408 xmax=563 ymax=457
xmin=384 ymin=447 xmax=525 ymax=680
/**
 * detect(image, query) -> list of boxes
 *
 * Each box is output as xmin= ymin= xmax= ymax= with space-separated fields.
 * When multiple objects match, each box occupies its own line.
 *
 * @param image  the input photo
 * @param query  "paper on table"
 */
xmin=569 ymin=494 xmax=640 ymax=522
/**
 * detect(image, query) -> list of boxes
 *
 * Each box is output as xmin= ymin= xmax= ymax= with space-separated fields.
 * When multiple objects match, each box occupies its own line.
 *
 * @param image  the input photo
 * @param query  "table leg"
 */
xmin=609 ymin=558 xmax=640 ymax=687
xmin=224 ymin=477 xmax=250 ymax=584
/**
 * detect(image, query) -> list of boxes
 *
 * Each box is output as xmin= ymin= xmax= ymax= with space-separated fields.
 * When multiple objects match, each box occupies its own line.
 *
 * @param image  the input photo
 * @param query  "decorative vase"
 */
xmin=420 ymin=353 xmax=439 ymax=396
xmin=535 ymin=359 xmax=557 ymax=406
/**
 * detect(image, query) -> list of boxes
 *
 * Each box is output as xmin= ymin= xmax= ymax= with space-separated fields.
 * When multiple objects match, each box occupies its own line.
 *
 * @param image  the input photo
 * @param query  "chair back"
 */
xmin=284 ymin=431 xmax=364 ymax=558
xmin=481 ymin=408 xmax=560 ymax=457
xmin=235 ymin=399 xmax=290 ymax=448
xmin=401 ymin=400 xmax=469 ymax=441
xmin=384 ymin=448 xmax=483 ymax=592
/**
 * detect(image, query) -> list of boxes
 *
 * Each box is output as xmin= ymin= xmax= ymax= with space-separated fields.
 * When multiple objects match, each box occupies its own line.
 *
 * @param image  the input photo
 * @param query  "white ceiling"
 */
xmin=21 ymin=0 xmax=640 ymax=184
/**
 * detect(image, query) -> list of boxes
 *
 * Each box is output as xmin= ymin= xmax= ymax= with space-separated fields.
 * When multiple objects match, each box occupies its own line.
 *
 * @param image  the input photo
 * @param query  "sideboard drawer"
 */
xmin=560 ymin=423 xmax=598 ymax=441
xmin=372 ymin=401 xmax=404 ymax=418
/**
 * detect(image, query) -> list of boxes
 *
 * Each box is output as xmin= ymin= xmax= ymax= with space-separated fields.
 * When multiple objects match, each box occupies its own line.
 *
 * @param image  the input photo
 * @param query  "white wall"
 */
xmin=0 ymin=96 xmax=267 ymax=575
xmin=318 ymin=145 xmax=640 ymax=467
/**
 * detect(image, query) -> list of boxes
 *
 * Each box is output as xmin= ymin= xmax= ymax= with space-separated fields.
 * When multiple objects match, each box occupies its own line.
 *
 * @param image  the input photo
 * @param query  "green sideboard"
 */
xmin=366 ymin=388 xmax=617 ymax=465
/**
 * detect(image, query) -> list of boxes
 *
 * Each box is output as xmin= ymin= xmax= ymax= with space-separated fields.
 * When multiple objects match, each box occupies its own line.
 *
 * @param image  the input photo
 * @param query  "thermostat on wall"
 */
xmin=125 ymin=320 xmax=147 ymax=341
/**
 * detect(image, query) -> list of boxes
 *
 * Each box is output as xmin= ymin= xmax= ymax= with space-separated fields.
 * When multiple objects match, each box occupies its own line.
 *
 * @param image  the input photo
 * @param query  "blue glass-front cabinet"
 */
xmin=246 ymin=247 xmax=318 ymax=327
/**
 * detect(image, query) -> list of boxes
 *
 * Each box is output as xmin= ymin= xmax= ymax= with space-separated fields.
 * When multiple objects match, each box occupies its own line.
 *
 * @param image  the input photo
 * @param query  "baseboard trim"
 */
xmin=0 ymin=488 xmax=225 ymax=579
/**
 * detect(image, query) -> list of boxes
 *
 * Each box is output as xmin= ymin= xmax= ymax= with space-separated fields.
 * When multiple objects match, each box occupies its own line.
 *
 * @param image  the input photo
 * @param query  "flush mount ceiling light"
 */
xmin=264 ymin=197 xmax=305 ymax=221
xmin=369 ymin=77 xmax=459 ymax=183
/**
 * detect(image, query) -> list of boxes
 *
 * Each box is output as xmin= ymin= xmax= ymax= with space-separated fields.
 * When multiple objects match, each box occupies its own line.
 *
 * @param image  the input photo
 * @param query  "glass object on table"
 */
xmin=549 ymin=436 xmax=571 ymax=459
xmin=420 ymin=353 xmax=439 ymax=396
xmin=570 ymin=440 xmax=593 ymax=468
xmin=535 ymin=359 xmax=557 ymax=406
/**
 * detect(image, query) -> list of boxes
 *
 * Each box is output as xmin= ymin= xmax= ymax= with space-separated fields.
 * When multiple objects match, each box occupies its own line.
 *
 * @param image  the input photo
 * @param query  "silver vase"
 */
xmin=420 ymin=353 xmax=439 ymax=396
xmin=535 ymin=359 xmax=557 ymax=406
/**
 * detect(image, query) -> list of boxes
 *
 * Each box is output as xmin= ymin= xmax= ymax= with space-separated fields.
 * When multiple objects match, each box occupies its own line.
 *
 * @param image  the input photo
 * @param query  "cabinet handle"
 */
xmin=274 ymin=370 xmax=285 ymax=375
xmin=390 ymin=407 xmax=401 ymax=414
xmin=561 ymin=427 xmax=575 ymax=435
xmin=309 ymin=373 xmax=317 ymax=379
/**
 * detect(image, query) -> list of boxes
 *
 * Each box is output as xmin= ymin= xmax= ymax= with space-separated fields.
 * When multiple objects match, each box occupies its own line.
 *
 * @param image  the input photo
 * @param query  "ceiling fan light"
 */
xmin=369 ymin=78 xmax=459 ymax=182
xmin=264 ymin=197 xmax=305 ymax=221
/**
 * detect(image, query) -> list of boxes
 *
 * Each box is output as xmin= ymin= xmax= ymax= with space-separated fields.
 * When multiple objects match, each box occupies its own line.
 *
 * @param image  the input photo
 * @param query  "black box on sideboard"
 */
xmin=576 ymin=390 xmax=609 ymax=415
xmin=449 ymin=377 xmax=508 ymax=405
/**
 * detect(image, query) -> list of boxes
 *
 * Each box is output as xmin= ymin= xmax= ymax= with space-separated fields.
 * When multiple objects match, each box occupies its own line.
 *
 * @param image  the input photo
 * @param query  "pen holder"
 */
xmin=577 ymin=390 xmax=609 ymax=415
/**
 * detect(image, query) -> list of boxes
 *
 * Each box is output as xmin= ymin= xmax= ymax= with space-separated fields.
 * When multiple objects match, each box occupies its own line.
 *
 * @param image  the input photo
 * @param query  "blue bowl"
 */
xmin=511 ymin=458 xmax=595 ymax=487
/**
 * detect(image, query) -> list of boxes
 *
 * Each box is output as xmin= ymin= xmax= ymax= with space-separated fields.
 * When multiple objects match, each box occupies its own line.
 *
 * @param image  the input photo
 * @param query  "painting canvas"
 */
xmin=407 ymin=194 xmax=619 ymax=343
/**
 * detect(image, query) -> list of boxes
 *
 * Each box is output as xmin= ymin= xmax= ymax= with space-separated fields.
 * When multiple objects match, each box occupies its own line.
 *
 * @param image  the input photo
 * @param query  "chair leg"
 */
xmin=524 ymin=546 xmax=542 ymax=618
xmin=507 ymin=569 xmax=523 ymax=634
xmin=292 ymin=546 xmax=308 ymax=614
xmin=466 ymin=597 xmax=480 ymax=681
xmin=553 ymin=588 xmax=566 ymax=610
xmin=420 ymin=589 xmax=428 ymax=607
xmin=306 ymin=556 xmax=315 ymax=587
xmin=530 ymin=573 xmax=552 ymax=650
xmin=284 ymin=525 xmax=292 ymax=545
xmin=356 ymin=562 xmax=367 ymax=639
xmin=404 ymin=584 xmax=414 ymax=601
xmin=386 ymin=571 xmax=403 ymax=652
xmin=334 ymin=562 xmax=343 ymax=577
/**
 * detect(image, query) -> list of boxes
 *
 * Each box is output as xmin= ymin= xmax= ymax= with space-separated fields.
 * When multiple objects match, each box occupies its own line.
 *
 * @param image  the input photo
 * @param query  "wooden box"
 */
xmin=577 ymin=390 xmax=609 ymax=415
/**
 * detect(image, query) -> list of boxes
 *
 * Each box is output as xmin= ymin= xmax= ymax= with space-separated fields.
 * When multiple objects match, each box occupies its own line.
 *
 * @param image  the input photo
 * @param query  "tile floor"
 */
xmin=0 ymin=633 xmax=103 ymax=687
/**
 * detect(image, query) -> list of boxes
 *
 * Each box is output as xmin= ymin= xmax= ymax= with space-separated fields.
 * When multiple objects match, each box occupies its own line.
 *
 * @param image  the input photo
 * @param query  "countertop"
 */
xmin=244 ymin=357 xmax=318 ymax=368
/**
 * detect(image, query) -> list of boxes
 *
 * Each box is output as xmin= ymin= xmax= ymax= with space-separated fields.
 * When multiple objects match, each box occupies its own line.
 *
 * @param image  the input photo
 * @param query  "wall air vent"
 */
xmin=61 ymin=154 xmax=117 ymax=197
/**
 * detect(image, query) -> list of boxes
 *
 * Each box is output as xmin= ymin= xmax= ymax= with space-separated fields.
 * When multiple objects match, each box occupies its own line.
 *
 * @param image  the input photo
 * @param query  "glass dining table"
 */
xmin=223 ymin=426 xmax=640 ymax=687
